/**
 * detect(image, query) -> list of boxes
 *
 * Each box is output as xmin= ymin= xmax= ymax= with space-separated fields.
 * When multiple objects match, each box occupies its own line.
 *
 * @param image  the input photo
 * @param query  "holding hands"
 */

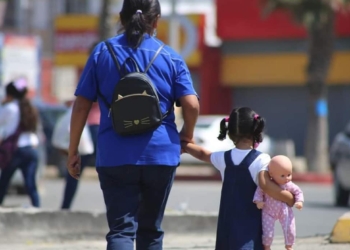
xmin=179 ymin=133 xmax=212 ymax=164
xmin=179 ymin=128 xmax=193 ymax=154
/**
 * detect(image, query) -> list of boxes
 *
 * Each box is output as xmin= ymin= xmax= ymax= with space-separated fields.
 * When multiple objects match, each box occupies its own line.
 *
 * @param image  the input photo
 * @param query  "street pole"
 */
xmin=169 ymin=0 xmax=180 ymax=52
xmin=99 ymin=0 xmax=115 ymax=41
xmin=168 ymin=0 xmax=182 ymax=121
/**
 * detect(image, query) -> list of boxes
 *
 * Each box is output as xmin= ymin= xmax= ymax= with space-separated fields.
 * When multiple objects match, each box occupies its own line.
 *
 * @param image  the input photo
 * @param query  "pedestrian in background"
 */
xmin=52 ymin=100 xmax=94 ymax=210
xmin=60 ymin=103 xmax=99 ymax=210
xmin=57 ymin=42 xmax=101 ymax=210
xmin=0 ymin=79 xmax=40 ymax=208
xmin=67 ymin=0 xmax=199 ymax=249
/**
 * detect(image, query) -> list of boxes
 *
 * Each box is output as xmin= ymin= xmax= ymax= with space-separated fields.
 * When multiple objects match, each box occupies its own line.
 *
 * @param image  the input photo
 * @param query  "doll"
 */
xmin=253 ymin=155 xmax=304 ymax=250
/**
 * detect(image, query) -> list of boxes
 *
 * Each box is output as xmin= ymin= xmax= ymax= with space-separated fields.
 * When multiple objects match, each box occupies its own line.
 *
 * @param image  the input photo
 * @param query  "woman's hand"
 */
xmin=179 ymin=128 xmax=194 ymax=154
xmin=67 ymin=152 xmax=81 ymax=180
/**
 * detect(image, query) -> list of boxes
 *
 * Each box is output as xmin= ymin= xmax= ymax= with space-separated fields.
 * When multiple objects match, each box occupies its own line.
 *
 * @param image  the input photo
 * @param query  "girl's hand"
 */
xmin=181 ymin=141 xmax=189 ymax=154
xmin=67 ymin=153 xmax=81 ymax=180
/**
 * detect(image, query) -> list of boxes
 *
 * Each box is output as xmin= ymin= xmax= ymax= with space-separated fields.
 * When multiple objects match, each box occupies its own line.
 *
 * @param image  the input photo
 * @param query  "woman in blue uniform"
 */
xmin=66 ymin=0 xmax=199 ymax=249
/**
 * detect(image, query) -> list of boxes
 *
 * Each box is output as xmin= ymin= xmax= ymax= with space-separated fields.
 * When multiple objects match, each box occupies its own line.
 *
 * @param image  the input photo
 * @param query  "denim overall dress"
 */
xmin=215 ymin=149 xmax=263 ymax=250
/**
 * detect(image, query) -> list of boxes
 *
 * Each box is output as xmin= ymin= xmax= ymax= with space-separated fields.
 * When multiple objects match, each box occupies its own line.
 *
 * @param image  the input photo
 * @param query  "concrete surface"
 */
xmin=0 ymin=208 xmax=217 ymax=242
xmin=0 ymin=236 xmax=349 ymax=250
xmin=45 ymin=165 xmax=333 ymax=184
xmin=330 ymin=212 xmax=350 ymax=243
xmin=1 ymin=208 xmax=349 ymax=249
xmin=5 ymin=179 xmax=347 ymax=238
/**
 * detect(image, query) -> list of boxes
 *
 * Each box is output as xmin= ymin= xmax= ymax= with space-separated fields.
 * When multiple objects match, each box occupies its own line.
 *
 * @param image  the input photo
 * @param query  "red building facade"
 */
xmin=198 ymin=0 xmax=350 ymax=115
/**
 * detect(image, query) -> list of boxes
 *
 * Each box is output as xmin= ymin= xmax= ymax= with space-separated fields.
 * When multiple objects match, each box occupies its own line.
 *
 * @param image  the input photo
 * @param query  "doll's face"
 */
xmin=268 ymin=155 xmax=293 ymax=185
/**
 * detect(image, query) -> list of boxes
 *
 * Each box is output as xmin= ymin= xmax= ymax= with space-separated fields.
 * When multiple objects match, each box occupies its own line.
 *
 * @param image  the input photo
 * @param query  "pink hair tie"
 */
xmin=254 ymin=114 xmax=260 ymax=120
xmin=14 ymin=78 xmax=28 ymax=91
xmin=224 ymin=117 xmax=229 ymax=122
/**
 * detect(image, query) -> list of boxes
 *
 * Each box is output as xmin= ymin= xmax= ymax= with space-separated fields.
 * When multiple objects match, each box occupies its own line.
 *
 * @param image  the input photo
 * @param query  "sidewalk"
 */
xmin=45 ymin=164 xmax=333 ymax=184
xmin=1 ymin=235 xmax=349 ymax=250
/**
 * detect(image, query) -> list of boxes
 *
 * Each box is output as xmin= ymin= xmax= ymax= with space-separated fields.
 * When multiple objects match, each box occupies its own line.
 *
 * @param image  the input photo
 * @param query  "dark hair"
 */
xmin=217 ymin=107 xmax=265 ymax=147
xmin=19 ymin=98 xmax=38 ymax=132
xmin=119 ymin=0 xmax=161 ymax=48
xmin=5 ymin=81 xmax=38 ymax=132
xmin=6 ymin=82 xmax=27 ymax=99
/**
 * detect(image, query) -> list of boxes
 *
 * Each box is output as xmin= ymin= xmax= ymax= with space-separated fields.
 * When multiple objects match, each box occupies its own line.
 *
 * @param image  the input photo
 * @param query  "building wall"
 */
xmin=216 ymin=0 xmax=350 ymax=40
xmin=214 ymin=0 xmax=350 ymax=155
xmin=232 ymin=85 xmax=350 ymax=156
xmin=220 ymin=38 xmax=350 ymax=86
xmin=220 ymin=37 xmax=350 ymax=155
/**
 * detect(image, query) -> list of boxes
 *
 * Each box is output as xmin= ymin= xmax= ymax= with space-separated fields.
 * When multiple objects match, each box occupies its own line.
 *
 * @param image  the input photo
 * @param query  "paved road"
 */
xmin=1 ymin=236 xmax=349 ymax=250
xmin=3 ymin=178 xmax=349 ymax=238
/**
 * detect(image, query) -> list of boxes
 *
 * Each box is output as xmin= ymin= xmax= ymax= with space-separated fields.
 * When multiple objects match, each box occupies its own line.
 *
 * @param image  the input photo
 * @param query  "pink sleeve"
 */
xmin=287 ymin=182 xmax=304 ymax=202
xmin=253 ymin=187 xmax=264 ymax=202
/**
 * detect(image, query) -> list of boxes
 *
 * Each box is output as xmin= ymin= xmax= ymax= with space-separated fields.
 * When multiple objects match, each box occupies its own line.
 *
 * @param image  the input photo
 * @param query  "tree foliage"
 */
xmin=261 ymin=0 xmax=350 ymax=29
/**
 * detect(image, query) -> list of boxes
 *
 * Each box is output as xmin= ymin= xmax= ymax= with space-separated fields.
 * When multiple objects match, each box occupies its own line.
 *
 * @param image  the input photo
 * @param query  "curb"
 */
xmin=175 ymin=172 xmax=333 ymax=184
xmin=330 ymin=212 xmax=350 ymax=243
xmin=45 ymin=166 xmax=333 ymax=184
xmin=0 ymin=209 xmax=217 ymax=242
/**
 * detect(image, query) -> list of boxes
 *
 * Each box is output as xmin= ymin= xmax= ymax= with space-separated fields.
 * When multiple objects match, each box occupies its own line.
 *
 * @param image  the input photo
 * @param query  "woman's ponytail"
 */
xmin=125 ymin=11 xmax=147 ymax=48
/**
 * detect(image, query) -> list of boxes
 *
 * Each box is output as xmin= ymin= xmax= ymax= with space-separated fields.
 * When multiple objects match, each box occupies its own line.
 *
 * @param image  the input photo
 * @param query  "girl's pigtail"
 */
xmin=217 ymin=118 xmax=229 ymax=141
xmin=253 ymin=116 xmax=265 ymax=143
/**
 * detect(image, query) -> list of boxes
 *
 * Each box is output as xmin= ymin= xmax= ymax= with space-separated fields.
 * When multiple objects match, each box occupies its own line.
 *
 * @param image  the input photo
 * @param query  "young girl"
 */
xmin=181 ymin=107 xmax=295 ymax=250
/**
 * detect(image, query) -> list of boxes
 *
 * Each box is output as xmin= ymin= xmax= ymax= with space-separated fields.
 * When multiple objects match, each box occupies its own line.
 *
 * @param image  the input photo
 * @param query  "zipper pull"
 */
xmin=108 ymin=108 xmax=111 ymax=117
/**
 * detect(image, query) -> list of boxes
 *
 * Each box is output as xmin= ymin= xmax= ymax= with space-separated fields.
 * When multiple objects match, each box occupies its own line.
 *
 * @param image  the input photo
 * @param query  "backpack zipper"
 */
xmin=114 ymin=93 xmax=152 ymax=101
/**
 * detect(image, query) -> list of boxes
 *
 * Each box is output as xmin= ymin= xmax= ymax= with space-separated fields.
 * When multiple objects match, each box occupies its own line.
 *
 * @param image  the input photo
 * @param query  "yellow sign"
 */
xmin=221 ymin=52 xmax=350 ymax=86
xmin=54 ymin=14 xmax=203 ymax=68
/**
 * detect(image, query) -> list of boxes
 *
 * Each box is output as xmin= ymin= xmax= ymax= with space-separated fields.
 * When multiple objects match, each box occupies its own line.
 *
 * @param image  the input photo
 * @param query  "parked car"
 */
xmin=35 ymin=101 xmax=68 ymax=177
xmin=329 ymin=123 xmax=350 ymax=207
xmin=178 ymin=115 xmax=274 ymax=164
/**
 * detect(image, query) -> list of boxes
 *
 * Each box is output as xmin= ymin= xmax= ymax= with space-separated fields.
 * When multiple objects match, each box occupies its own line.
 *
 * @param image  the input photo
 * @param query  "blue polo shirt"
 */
xmin=75 ymin=34 xmax=197 ymax=167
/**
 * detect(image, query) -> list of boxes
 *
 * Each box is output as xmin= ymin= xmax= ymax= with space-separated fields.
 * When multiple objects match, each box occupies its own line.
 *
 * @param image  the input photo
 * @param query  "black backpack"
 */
xmin=98 ymin=41 xmax=170 ymax=136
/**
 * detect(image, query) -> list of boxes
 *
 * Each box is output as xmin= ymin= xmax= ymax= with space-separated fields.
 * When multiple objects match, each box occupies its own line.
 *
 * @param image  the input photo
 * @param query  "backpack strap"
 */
xmin=97 ymin=85 xmax=110 ymax=110
xmin=143 ymin=44 xmax=172 ymax=118
xmin=97 ymin=41 xmax=122 ymax=110
xmin=105 ymin=41 xmax=121 ymax=74
xmin=144 ymin=44 xmax=165 ymax=73
xmin=123 ymin=57 xmax=140 ymax=74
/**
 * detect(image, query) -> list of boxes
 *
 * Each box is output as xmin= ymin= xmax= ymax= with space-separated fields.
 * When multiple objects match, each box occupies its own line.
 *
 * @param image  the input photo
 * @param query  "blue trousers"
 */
xmin=97 ymin=165 xmax=177 ymax=250
xmin=61 ymin=155 xmax=88 ymax=209
xmin=0 ymin=146 xmax=40 ymax=207
xmin=61 ymin=124 xmax=99 ymax=209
